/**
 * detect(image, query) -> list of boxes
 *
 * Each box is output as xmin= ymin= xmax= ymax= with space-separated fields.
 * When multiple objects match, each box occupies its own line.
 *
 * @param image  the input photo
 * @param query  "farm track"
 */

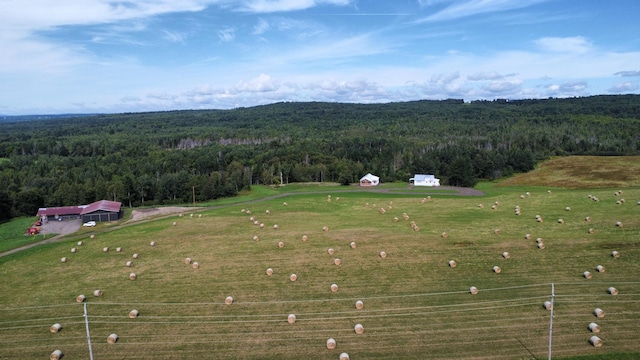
xmin=0 ymin=186 xmax=482 ymax=259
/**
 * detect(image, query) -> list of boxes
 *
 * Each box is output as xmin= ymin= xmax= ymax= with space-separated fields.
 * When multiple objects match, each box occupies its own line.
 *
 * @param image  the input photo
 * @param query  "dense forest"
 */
xmin=1 ymin=95 xmax=639 ymax=220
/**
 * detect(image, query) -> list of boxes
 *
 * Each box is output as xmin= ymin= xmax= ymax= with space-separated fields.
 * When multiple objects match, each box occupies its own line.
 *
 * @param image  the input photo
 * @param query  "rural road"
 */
xmin=1 ymin=186 xmax=483 ymax=259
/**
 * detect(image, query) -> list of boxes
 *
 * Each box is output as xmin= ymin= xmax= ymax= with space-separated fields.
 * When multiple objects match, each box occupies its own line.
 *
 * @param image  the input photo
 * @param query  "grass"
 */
xmin=1 ymin=156 xmax=639 ymax=359
xmin=0 ymin=217 xmax=56 ymax=253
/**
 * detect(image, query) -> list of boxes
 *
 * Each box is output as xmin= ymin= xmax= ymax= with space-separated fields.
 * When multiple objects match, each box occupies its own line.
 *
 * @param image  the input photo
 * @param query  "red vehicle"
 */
xmin=26 ymin=227 xmax=40 ymax=235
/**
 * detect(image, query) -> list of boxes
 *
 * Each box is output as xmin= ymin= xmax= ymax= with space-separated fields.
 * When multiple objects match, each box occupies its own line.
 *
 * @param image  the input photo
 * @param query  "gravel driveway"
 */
xmin=38 ymin=218 xmax=82 ymax=236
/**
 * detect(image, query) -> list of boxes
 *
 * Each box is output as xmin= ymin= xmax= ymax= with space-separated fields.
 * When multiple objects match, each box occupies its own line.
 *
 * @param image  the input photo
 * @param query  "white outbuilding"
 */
xmin=359 ymin=173 xmax=380 ymax=187
xmin=410 ymin=174 xmax=440 ymax=187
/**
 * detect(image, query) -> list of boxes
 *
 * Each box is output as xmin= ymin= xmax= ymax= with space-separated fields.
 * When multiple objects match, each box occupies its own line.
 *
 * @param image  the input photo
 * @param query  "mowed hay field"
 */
xmin=1 ymin=162 xmax=640 ymax=359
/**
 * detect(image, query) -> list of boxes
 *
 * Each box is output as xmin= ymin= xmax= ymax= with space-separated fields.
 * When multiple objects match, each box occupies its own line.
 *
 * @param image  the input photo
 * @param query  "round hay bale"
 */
xmin=150 ymin=241 xmax=156 ymax=247
xmin=326 ymin=338 xmax=336 ymax=350
xmin=278 ymin=241 xmax=285 ymax=248
xmin=616 ymin=221 xmax=622 ymax=227
xmin=249 ymin=216 xmax=255 ymax=221
xmin=323 ymin=226 xmax=329 ymax=232
xmin=116 ymin=247 xmax=123 ymax=253
xmin=260 ymin=223 xmax=265 ymax=228
xmin=192 ymin=261 xmax=199 ymax=269
xmin=354 ymin=323 xmax=364 ymax=334
xmin=265 ymin=209 xmax=270 ymax=214
xmin=107 ymin=333 xmax=119 ymax=344
xmin=525 ymin=234 xmax=531 ymax=240
xmin=50 ymin=350 xmax=63 ymax=360
xmin=565 ymin=207 xmax=571 ymax=211
xmin=340 ymin=352 xmax=350 ymax=360
xmin=90 ymin=234 xmax=95 ymax=239
xmin=350 ymin=242 xmax=357 ymax=249
xmin=129 ymin=309 xmax=139 ymax=318
xmin=290 ymin=273 xmax=298 ymax=282
xmin=379 ymin=251 xmax=387 ymax=258
xmin=589 ymin=335 xmax=603 ymax=348
xmin=441 ymin=232 xmax=448 ymax=238
xmin=611 ymin=250 xmax=620 ymax=258
xmin=393 ymin=216 xmax=399 ymax=222
xmin=180 ymin=213 xmax=184 ymax=217
xmin=266 ymin=268 xmax=273 ymax=275
xmin=583 ymin=271 xmax=592 ymax=279
xmin=537 ymin=243 xmax=545 ymax=249
xmin=596 ymin=265 xmax=605 ymax=273
xmin=594 ymin=308 xmax=605 ymax=318
xmin=327 ymin=248 xmax=335 ymax=255
xmin=254 ymin=221 xmax=259 ymax=226
xmin=283 ymin=202 xmax=288 ymax=206
xmin=588 ymin=322 xmax=600 ymax=333
xmin=588 ymin=228 xmax=595 ymax=234
xmin=469 ymin=286 xmax=478 ymax=295
xmin=287 ymin=314 xmax=296 ymax=324
xmin=77 ymin=241 xmax=84 ymax=246
xmin=225 ymin=296 xmax=234 ymax=305
xmin=543 ymin=301 xmax=553 ymax=311
xmin=253 ymin=235 xmax=259 ymax=241
xmin=608 ymin=287 xmax=618 ymax=295
xmin=76 ymin=294 xmax=86 ymax=303
xmin=190 ymin=213 xmax=194 ymax=218
xmin=129 ymin=273 xmax=137 ymax=280
xmin=93 ymin=289 xmax=103 ymax=297
xmin=502 ymin=252 xmax=510 ymax=259
xmin=413 ymin=226 xmax=420 ymax=232
xmin=537 ymin=217 xmax=543 ymax=223
xmin=448 ymin=260 xmax=457 ymax=268
xmin=61 ymin=257 xmax=68 ymax=263
xmin=520 ymin=195 xmax=525 ymax=199
xmin=102 ymin=247 xmax=109 ymax=253
xmin=585 ymin=216 xmax=591 ymax=222
xmin=50 ymin=323 xmax=62 ymax=333
xmin=492 ymin=266 xmax=501 ymax=274
xmin=557 ymin=218 xmax=564 ymax=224
xmin=494 ymin=229 xmax=500 ymax=234
xmin=301 ymin=235 xmax=308 ymax=241
xmin=478 ymin=204 xmax=484 ymax=208
xmin=355 ymin=300 xmax=364 ymax=310
xmin=330 ymin=283 xmax=339 ymax=292
xmin=333 ymin=258 xmax=341 ymax=266
xmin=246 ymin=210 xmax=251 ymax=215
xmin=125 ymin=261 xmax=133 ymax=267
xmin=172 ymin=221 xmax=177 ymax=226
xmin=491 ymin=205 xmax=496 ymax=210
xmin=132 ymin=253 xmax=139 ymax=259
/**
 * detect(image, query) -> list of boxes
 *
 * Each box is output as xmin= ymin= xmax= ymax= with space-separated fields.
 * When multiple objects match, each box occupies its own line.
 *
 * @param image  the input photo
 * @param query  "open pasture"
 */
xmin=1 ymin=185 xmax=639 ymax=359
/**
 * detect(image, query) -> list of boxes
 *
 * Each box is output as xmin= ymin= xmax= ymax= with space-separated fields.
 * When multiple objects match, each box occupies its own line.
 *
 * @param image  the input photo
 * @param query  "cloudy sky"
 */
xmin=1 ymin=0 xmax=639 ymax=115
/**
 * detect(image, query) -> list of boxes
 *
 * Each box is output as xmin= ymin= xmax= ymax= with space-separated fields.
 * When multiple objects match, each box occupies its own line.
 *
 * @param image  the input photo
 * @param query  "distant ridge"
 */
xmin=0 ymin=113 xmax=99 ymax=123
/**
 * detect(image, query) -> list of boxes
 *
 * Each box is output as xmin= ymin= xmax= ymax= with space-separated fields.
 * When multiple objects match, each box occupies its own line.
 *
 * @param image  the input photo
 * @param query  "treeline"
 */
xmin=1 ymin=95 xmax=639 ymax=220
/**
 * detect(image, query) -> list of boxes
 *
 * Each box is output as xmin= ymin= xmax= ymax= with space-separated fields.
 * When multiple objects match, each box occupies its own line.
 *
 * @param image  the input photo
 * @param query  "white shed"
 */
xmin=359 ymin=173 xmax=380 ymax=187
xmin=410 ymin=174 xmax=440 ymax=187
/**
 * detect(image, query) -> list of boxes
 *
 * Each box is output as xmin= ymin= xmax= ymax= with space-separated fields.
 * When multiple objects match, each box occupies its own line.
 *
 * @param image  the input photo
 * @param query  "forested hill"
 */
xmin=1 ymin=95 xmax=639 ymax=220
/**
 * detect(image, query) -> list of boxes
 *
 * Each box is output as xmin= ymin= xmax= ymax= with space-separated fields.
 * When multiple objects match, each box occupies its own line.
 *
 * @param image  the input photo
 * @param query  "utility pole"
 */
xmin=548 ymin=283 xmax=555 ymax=360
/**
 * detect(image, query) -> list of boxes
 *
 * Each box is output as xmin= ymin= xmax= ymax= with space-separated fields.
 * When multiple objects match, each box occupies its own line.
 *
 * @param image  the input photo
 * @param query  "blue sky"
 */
xmin=1 ymin=0 xmax=639 ymax=115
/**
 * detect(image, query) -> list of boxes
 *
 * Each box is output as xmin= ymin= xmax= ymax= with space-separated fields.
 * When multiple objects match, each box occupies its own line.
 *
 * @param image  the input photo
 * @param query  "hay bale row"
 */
xmin=192 ymin=261 xmax=199 ymax=269
xmin=441 ymin=232 xmax=448 ymax=238
xmin=543 ymin=301 xmax=553 ymax=311
xmin=469 ymin=286 xmax=478 ymax=295
xmin=326 ymin=338 xmax=336 ymax=349
xmin=61 ymin=257 xmax=68 ymax=263
xmin=107 ymin=333 xmax=119 ymax=344
xmin=133 ymin=253 xmax=140 ymax=259
xmin=129 ymin=309 xmax=139 ymax=318
xmin=608 ymin=287 xmax=618 ymax=295
xmin=355 ymin=300 xmax=364 ymax=310
xmin=588 ymin=322 xmax=600 ymax=333
xmin=583 ymin=271 xmax=592 ymax=279
xmin=502 ymin=252 xmax=510 ymax=259
xmin=333 ymin=258 xmax=341 ymax=266
xmin=350 ymin=242 xmax=357 ymax=249
xmin=225 ymin=296 xmax=234 ymax=305
xmin=379 ymin=251 xmax=387 ymax=259
xmin=76 ymin=294 xmax=86 ymax=303
xmin=354 ymin=323 xmax=364 ymax=334
xmin=612 ymin=250 xmax=620 ymax=258
xmin=50 ymin=350 xmax=63 ymax=360
xmin=125 ymin=260 xmax=134 ymax=267
xmin=266 ymin=268 xmax=273 ymax=275
xmin=50 ymin=323 xmax=62 ymax=333
xmin=492 ymin=266 xmax=501 ymax=274
xmin=129 ymin=273 xmax=137 ymax=280
xmin=596 ymin=265 xmax=605 ymax=273
xmin=290 ymin=274 xmax=298 ymax=282
xmin=448 ymin=260 xmax=457 ymax=268
xmin=593 ymin=308 xmax=605 ymax=318
xmin=589 ymin=335 xmax=603 ymax=347
xmin=331 ymin=283 xmax=339 ymax=292
xmin=278 ymin=241 xmax=285 ymax=248
xmin=287 ymin=314 xmax=296 ymax=324
xmin=514 ymin=205 xmax=521 ymax=216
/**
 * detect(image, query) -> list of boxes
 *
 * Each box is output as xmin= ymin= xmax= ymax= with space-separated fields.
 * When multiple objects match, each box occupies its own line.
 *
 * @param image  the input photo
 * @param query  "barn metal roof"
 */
xmin=36 ymin=200 xmax=121 ymax=217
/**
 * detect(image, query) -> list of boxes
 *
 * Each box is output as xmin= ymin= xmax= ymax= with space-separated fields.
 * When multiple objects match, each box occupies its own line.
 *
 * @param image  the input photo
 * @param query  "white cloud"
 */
xmin=418 ymin=0 xmax=549 ymax=23
xmin=545 ymin=81 xmax=588 ymax=96
xmin=467 ymin=71 xmax=505 ymax=81
xmin=608 ymin=81 xmax=638 ymax=93
xmin=253 ymin=18 xmax=270 ymax=34
xmin=614 ymin=70 xmax=640 ymax=77
xmin=238 ymin=0 xmax=353 ymax=13
xmin=234 ymin=74 xmax=279 ymax=92
xmin=218 ymin=26 xmax=236 ymax=42
xmin=534 ymin=36 xmax=592 ymax=53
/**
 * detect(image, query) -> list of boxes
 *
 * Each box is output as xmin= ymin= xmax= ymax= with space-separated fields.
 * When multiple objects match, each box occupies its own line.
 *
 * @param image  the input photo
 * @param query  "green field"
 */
xmin=1 ymin=157 xmax=639 ymax=359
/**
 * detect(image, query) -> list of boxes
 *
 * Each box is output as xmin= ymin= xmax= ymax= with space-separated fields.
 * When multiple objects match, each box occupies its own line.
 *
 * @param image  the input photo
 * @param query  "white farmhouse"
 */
xmin=410 ymin=174 xmax=440 ymax=187
xmin=359 ymin=173 xmax=380 ymax=187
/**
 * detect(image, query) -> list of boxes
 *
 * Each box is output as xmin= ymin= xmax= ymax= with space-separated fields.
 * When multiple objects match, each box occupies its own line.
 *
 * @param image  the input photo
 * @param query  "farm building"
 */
xmin=359 ymin=173 xmax=380 ymax=187
xmin=37 ymin=200 xmax=123 ymax=223
xmin=410 ymin=174 xmax=440 ymax=187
